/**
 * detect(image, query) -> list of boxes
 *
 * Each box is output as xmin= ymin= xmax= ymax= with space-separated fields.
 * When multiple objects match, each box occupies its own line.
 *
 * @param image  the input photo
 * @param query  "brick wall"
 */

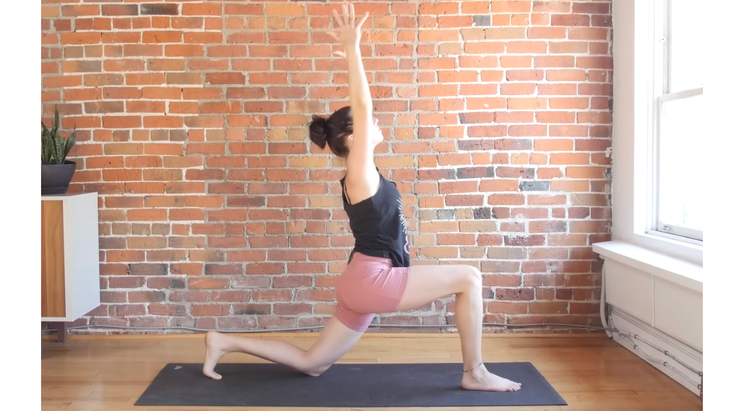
xmin=41 ymin=1 xmax=612 ymax=334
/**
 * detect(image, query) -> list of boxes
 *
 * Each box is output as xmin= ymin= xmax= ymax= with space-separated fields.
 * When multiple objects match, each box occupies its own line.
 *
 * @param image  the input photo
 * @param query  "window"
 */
xmin=650 ymin=0 xmax=703 ymax=243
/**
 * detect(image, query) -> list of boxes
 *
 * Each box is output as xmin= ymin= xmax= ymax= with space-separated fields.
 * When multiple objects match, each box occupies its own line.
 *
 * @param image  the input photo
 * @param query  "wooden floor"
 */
xmin=41 ymin=332 xmax=701 ymax=411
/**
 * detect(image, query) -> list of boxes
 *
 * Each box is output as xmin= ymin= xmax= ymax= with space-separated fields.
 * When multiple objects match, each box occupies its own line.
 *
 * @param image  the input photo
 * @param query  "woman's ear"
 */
xmin=347 ymin=134 xmax=354 ymax=144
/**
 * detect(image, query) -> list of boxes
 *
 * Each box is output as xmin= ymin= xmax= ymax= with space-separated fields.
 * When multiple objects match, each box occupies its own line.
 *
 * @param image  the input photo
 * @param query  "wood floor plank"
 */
xmin=41 ymin=333 xmax=702 ymax=411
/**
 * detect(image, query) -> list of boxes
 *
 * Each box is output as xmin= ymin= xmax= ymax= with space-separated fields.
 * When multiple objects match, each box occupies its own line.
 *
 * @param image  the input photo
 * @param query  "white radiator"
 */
xmin=608 ymin=307 xmax=702 ymax=396
xmin=593 ymin=241 xmax=703 ymax=397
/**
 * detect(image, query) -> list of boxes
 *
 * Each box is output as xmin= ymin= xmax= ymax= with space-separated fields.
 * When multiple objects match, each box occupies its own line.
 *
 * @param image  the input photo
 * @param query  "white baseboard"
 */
xmin=608 ymin=307 xmax=702 ymax=396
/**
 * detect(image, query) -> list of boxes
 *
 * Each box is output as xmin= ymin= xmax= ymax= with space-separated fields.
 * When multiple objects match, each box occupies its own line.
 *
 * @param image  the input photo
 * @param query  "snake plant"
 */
xmin=41 ymin=106 xmax=76 ymax=165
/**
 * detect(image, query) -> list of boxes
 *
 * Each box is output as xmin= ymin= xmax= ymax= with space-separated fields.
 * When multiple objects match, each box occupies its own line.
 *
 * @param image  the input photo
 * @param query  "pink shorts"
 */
xmin=334 ymin=252 xmax=410 ymax=332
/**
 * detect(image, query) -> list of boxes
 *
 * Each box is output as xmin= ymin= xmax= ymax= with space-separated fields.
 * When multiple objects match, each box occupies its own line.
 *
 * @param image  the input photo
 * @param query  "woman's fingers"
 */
xmin=356 ymin=12 xmax=369 ymax=29
xmin=326 ymin=31 xmax=340 ymax=42
xmin=341 ymin=4 xmax=349 ymax=24
xmin=333 ymin=50 xmax=346 ymax=59
xmin=336 ymin=3 xmax=360 ymax=27
xmin=332 ymin=9 xmax=344 ymax=28
xmin=332 ymin=2 xmax=365 ymax=35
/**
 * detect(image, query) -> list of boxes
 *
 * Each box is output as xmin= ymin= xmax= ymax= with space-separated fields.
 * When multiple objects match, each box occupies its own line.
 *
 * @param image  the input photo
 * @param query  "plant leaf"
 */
xmin=53 ymin=106 xmax=59 ymax=134
xmin=41 ymin=123 xmax=49 ymax=163
xmin=64 ymin=128 xmax=76 ymax=158
xmin=44 ymin=131 xmax=53 ymax=164
xmin=42 ymin=129 xmax=53 ymax=164
xmin=53 ymin=135 xmax=65 ymax=164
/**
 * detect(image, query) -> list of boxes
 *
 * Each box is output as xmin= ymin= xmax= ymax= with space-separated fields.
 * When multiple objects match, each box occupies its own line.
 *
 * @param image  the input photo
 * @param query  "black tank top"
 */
xmin=340 ymin=170 xmax=410 ymax=267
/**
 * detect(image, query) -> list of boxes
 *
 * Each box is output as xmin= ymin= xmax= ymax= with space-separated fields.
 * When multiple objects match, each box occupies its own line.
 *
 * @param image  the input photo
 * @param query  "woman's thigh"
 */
xmin=394 ymin=264 xmax=480 ymax=312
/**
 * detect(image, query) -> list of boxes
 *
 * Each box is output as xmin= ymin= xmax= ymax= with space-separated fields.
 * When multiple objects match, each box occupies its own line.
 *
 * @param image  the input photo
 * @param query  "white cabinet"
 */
xmin=41 ymin=193 xmax=100 ymax=331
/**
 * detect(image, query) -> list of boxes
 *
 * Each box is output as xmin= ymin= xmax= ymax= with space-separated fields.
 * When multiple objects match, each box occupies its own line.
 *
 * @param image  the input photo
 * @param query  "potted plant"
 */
xmin=41 ymin=107 xmax=76 ymax=195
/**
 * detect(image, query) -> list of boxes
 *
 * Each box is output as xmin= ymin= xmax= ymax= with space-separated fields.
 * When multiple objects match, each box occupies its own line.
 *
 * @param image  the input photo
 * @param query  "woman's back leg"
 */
xmin=203 ymin=315 xmax=363 ymax=379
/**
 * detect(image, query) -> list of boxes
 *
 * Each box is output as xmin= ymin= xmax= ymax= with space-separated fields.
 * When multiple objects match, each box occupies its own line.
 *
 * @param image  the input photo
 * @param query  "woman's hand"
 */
xmin=326 ymin=3 xmax=369 ymax=59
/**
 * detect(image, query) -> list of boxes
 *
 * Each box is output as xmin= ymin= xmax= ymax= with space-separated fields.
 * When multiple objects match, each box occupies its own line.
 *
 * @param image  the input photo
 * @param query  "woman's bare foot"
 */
xmin=461 ymin=364 xmax=522 ymax=392
xmin=203 ymin=331 xmax=228 ymax=380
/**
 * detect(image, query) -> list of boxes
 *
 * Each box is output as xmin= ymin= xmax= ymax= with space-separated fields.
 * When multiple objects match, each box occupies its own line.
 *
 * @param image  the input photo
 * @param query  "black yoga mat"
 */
xmin=135 ymin=362 xmax=566 ymax=407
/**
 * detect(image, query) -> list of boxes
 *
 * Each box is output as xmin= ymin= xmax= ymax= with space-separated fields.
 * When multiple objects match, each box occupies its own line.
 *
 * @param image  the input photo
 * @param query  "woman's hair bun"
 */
xmin=308 ymin=115 xmax=329 ymax=149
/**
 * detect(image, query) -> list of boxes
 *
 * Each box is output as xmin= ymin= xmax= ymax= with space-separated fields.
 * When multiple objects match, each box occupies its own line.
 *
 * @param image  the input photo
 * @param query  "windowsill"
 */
xmin=592 ymin=240 xmax=703 ymax=293
xmin=637 ymin=231 xmax=703 ymax=250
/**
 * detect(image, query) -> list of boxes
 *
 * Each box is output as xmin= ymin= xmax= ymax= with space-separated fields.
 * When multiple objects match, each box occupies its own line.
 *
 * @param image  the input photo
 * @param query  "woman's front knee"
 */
xmin=460 ymin=265 xmax=482 ymax=290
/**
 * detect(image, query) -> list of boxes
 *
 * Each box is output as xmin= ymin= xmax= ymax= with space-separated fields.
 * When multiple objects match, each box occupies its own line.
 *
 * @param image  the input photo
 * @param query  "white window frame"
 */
xmin=607 ymin=0 xmax=702 ymax=267
xmin=647 ymin=0 xmax=703 ymax=244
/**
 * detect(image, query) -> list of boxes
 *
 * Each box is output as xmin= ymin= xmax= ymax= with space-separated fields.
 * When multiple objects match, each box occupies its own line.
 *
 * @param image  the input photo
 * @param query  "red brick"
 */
xmin=488 ymin=302 xmax=528 ymax=314
xmin=191 ymin=304 xmax=230 ymax=317
xmin=568 ymin=28 xmax=608 ymax=40
xmin=185 ymin=276 xmax=228 ymax=290
xmin=551 ymin=15 xmax=590 ymax=26
xmin=102 ymin=4 xmax=138 ymax=16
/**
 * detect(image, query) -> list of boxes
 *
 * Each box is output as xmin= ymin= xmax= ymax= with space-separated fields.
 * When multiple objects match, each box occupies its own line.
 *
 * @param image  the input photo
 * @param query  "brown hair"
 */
xmin=308 ymin=106 xmax=353 ymax=158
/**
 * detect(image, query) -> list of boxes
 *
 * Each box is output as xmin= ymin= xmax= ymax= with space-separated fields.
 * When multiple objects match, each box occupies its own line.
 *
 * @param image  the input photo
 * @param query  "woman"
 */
xmin=203 ymin=4 xmax=521 ymax=392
